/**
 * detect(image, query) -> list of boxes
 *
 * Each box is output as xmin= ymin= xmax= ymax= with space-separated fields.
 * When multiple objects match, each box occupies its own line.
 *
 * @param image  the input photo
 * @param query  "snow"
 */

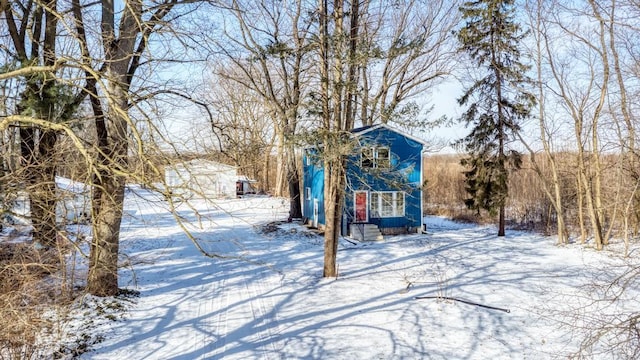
xmin=60 ymin=189 xmax=637 ymax=359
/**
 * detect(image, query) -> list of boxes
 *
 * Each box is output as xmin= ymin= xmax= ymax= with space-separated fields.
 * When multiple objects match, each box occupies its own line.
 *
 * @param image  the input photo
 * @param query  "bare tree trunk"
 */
xmin=274 ymin=130 xmax=287 ymax=197
xmin=323 ymin=156 xmax=344 ymax=277
xmin=590 ymin=2 xmax=607 ymax=245
xmin=30 ymin=129 xmax=58 ymax=247
xmin=262 ymin=145 xmax=272 ymax=193
xmin=87 ymin=63 xmax=131 ymax=295
xmin=321 ymin=0 xmax=359 ymax=276
xmin=551 ymin=167 xmax=568 ymax=243
xmin=577 ymin=151 xmax=604 ymax=249
xmin=87 ymin=156 xmax=125 ymax=296
xmin=607 ymin=0 xmax=637 ymax=249
xmin=322 ymin=158 xmax=342 ymax=277
xmin=319 ymin=0 xmax=341 ymax=278
xmin=86 ymin=0 xmax=141 ymax=296
xmin=525 ymin=0 xmax=568 ymax=244
xmin=287 ymin=145 xmax=302 ymax=218
xmin=576 ymin=175 xmax=587 ymax=243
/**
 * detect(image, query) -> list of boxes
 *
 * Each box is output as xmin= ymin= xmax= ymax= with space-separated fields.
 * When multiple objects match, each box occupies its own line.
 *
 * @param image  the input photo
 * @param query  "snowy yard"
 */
xmin=68 ymin=189 xmax=638 ymax=359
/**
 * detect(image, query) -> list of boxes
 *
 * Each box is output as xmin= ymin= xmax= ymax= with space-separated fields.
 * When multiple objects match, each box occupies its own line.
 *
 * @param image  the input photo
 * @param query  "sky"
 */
xmin=422 ymin=79 xmax=468 ymax=153
xmin=157 ymin=74 xmax=470 ymax=155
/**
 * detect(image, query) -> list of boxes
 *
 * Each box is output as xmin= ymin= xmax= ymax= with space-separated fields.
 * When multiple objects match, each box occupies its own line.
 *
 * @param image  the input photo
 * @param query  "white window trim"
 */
xmin=370 ymin=191 xmax=405 ymax=218
xmin=361 ymin=146 xmax=390 ymax=169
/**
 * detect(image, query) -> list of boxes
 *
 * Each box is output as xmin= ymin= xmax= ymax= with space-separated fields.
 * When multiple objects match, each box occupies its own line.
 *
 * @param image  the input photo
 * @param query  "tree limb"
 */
xmin=0 ymin=59 xmax=66 ymax=80
xmin=414 ymin=295 xmax=511 ymax=313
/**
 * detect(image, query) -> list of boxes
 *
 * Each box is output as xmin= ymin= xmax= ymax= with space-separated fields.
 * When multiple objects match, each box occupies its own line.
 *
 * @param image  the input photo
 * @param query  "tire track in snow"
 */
xmin=203 ymin=201 xmax=285 ymax=359
xmin=247 ymin=271 xmax=283 ymax=359
xmin=205 ymin=266 xmax=285 ymax=359
xmin=208 ymin=276 xmax=228 ymax=357
xmin=243 ymin=276 xmax=270 ymax=359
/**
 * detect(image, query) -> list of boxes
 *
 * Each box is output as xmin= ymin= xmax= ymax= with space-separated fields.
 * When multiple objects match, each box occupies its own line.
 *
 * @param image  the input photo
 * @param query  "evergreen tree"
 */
xmin=455 ymin=0 xmax=535 ymax=236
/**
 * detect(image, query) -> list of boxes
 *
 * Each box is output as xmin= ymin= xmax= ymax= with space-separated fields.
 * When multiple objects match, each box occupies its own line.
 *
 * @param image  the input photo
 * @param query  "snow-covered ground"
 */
xmin=65 ymin=188 xmax=638 ymax=359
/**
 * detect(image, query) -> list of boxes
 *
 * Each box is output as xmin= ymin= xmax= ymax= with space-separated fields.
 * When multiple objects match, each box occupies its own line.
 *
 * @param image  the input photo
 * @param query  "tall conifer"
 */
xmin=455 ymin=0 xmax=535 ymax=236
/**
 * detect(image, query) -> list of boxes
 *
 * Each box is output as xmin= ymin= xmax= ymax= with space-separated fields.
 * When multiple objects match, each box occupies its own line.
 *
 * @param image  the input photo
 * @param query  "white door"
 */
xmin=313 ymin=199 xmax=319 ymax=228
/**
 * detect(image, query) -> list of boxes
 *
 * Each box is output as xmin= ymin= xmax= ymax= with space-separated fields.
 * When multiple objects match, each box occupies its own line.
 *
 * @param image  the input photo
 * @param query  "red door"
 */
xmin=354 ymin=191 xmax=368 ymax=223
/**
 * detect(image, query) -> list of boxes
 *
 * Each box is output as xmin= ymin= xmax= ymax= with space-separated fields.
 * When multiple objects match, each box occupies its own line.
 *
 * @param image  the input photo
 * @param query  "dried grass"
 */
xmin=0 ymin=242 xmax=75 ymax=360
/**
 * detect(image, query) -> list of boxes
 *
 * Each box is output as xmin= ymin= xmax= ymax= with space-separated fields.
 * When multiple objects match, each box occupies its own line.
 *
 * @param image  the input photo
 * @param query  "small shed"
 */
xmin=165 ymin=159 xmax=237 ymax=199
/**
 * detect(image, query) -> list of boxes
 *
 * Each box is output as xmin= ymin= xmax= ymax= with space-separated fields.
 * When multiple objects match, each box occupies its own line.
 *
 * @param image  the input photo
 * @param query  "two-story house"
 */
xmin=302 ymin=124 xmax=427 ymax=240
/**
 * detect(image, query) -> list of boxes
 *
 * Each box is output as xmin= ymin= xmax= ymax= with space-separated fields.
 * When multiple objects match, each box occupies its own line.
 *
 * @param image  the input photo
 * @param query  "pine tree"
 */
xmin=455 ymin=0 xmax=535 ymax=236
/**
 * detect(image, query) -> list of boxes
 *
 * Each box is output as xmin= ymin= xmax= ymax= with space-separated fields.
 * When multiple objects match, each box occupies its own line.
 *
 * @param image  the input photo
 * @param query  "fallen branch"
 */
xmin=414 ymin=295 xmax=510 ymax=313
xmin=342 ymin=238 xmax=358 ymax=245
xmin=399 ymin=281 xmax=413 ymax=294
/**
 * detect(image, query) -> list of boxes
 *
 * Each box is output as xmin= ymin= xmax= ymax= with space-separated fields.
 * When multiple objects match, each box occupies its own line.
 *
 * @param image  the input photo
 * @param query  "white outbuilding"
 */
xmin=164 ymin=159 xmax=237 ymax=199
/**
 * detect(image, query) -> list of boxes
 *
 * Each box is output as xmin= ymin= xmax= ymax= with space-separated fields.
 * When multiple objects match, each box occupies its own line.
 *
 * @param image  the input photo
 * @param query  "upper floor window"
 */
xmin=361 ymin=147 xmax=390 ymax=169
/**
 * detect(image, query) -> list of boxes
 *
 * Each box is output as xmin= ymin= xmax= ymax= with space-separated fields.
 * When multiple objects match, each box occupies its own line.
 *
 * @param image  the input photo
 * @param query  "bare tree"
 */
xmin=314 ymin=0 xmax=461 ymax=276
xmin=539 ymin=0 xmax=614 ymax=249
xmin=358 ymin=0 xmax=460 ymax=126
xmin=207 ymin=0 xmax=313 ymax=219
xmin=317 ymin=0 xmax=351 ymax=277
xmin=522 ymin=0 xmax=570 ymax=244
xmin=602 ymin=0 xmax=640 ymax=254
xmin=69 ymin=0 xmax=208 ymax=296
xmin=205 ymin=68 xmax=277 ymax=191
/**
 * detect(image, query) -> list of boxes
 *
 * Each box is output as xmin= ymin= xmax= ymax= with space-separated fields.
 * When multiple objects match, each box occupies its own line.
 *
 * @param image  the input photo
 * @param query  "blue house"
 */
xmin=302 ymin=124 xmax=426 ymax=240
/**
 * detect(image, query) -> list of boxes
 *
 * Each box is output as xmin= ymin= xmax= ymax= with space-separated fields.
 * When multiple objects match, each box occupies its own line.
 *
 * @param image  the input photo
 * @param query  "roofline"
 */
xmin=351 ymin=123 xmax=429 ymax=146
xmin=303 ymin=124 xmax=429 ymax=150
xmin=170 ymin=158 xmax=238 ymax=170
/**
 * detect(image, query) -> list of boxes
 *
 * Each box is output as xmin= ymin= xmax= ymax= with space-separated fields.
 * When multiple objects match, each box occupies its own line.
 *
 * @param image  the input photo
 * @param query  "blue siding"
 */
xmin=302 ymin=125 xmax=424 ymax=233
xmin=344 ymin=127 xmax=423 ymax=231
xmin=302 ymin=149 xmax=326 ymax=225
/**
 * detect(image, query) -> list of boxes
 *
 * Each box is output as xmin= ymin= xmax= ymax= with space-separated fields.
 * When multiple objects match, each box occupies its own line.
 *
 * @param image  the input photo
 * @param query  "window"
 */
xmin=305 ymin=187 xmax=311 ymax=200
xmin=376 ymin=148 xmax=390 ymax=168
xmin=361 ymin=147 xmax=390 ymax=169
xmin=305 ymin=152 xmax=312 ymax=166
xmin=370 ymin=191 xmax=405 ymax=218
xmin=361 ymin=147 xmax=373 ymax=168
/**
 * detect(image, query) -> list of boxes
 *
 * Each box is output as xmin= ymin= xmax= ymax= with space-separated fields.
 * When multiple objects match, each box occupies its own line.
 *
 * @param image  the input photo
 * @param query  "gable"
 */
xmin=355 ymin=127 xmax=424 ymax=170
xmin=351 ymin=124 xmax=428 ymax=147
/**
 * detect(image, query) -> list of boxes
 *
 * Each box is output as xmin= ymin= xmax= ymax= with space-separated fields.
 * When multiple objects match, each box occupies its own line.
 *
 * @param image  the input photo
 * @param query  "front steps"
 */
xmin=350 ymin=223 xmax=383 ymax=241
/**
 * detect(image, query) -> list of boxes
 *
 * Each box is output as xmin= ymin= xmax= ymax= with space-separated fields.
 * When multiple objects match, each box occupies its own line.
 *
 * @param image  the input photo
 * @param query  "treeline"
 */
xmin=425 ymin=153 xmax=640 ymax=249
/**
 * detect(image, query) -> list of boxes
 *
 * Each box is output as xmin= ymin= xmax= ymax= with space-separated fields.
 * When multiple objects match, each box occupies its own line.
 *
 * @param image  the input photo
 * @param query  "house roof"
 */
xmin=350 ymin=125 xmax=375 ymax=134
xmin=56 ymin=176 xmax=89 ymax=194
xmin=172 ymin=159 xmax=237 ymax=171
xmin=351 ymin=123 xmax=429 ymax=146
xmin=237 ymin=175 xmax=258 ymax=182
xmin=304 ymin=124 xmax=429 ymax=151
